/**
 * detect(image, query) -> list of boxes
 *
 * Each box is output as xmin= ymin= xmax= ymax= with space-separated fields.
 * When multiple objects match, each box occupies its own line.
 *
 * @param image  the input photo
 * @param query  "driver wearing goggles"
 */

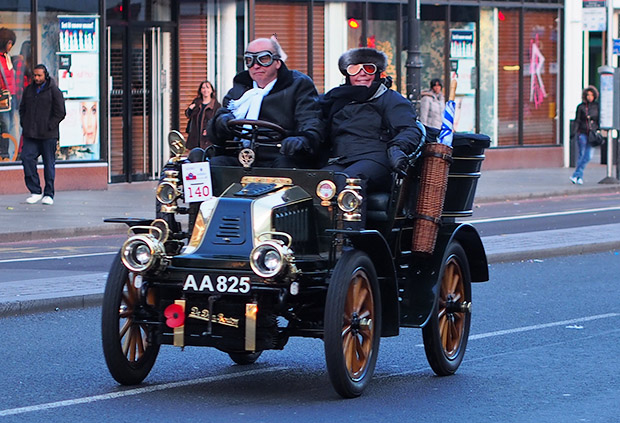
xmin=243 ymin=51 xmax=281 ymax=68
xmin=209 ymin=37 xmax=324 ymax=169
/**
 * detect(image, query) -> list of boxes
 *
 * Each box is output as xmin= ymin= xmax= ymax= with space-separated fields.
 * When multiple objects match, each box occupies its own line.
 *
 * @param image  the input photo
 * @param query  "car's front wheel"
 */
xmin=101 ymin=252 xmax=160 ymax=385
xmin=422 ymin=240 xmax=471 ymax=375
xmin=324 ymin=250 xmax=381 ymax=398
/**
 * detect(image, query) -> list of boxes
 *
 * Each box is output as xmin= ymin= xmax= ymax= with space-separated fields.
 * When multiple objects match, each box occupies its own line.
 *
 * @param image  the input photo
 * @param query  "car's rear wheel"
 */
xmin=228 ymin=351 xmax=263 ymax=365
xmin=422 ymin=240 xmax=471 ymax=376
xmin=102 ymin=252 xmax=160 ymax=385
xmin=324 ymin=250 xmax=381 ymax=398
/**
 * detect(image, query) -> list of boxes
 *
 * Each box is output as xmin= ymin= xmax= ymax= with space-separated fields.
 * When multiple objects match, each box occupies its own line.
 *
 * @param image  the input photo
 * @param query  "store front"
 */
xmin=106 ymin=1 xmax=175 ymax=182
xmin=0 ymin=0 xmax=109 ymax=194
xmin=0 ymin=0 xmax=178 ymax=193
xmin=0 ymin=0 xmax=570 ymax=195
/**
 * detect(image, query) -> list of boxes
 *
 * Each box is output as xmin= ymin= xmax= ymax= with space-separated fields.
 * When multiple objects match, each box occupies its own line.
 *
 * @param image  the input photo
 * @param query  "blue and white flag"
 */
xmin=438 ymin=78 xmax=457 ymax=147
xmin=438 ymin=100 xmax=455 ymax=146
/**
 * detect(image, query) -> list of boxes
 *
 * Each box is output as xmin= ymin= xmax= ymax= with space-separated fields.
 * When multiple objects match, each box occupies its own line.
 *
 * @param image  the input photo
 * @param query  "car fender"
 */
xmin=400 ymin=222 xmax=488 ymax=328
xmin=435 ymin=222 xmax=488 ymax=283
xmin=333 ymin=230 xmax=400 ymax=337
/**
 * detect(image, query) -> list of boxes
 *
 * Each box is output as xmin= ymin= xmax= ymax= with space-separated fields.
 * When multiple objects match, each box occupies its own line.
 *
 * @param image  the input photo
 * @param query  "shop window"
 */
xmin=418 ymin=7 xmax=446 ymax=102
xmin=346 ymin=3 xmax=399 ymax=91
xmin=0 ymin=8 xmax=31 ymax=163
xmin=449 ymin=11 xmax=476 ymax=133
xmin=497 ymin=8 xmax=520 ymax=146
xmin=521 ymin=9 xmax=558 ymax=146
xmin=38 ymin=0 xmax=101 ymax=161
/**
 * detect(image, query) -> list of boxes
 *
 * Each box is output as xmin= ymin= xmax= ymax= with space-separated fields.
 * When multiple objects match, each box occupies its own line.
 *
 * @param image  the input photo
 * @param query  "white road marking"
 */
xmin=0 ymin=366 xmax=289 ymax=417
xmin=465 ymin=206 xmax=620 ymax=224
xmin=468 ymin=313 xmax=620 ymax=340
xmin=0 ymin=252 xmax=117 ymax=263
xmin=415 ymin=312 xmax=620 ymax=347
xmin=3 ymin=313 xmax=619 ymax=416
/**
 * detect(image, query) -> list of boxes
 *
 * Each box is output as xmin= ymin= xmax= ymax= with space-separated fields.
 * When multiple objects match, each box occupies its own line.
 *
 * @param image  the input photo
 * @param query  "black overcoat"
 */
xmin=19 ymin=77 xmax=66 ymax=140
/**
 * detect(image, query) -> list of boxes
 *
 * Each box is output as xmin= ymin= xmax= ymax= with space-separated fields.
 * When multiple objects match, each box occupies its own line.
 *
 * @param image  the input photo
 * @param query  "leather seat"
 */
xmin=367 ymin=192 xmax=391 ymax=222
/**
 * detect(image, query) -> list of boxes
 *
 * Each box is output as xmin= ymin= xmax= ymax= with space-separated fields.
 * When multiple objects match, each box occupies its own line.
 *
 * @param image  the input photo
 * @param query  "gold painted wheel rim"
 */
xmin=438 ymin=257 xmax=466 ymax=358
xmin=118 ymin=273 xmax=149 ymax=364
xmin=341 ymin=269 xmax=375 ymax=381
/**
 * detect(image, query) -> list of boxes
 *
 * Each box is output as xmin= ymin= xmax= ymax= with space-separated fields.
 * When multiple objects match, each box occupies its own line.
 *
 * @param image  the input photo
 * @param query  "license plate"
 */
xmin=182 ymin=273 xmax=252 ymax=294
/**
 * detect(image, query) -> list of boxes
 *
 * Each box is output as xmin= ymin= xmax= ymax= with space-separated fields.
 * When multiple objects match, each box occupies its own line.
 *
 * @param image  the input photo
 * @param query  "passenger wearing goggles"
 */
xmin=320 ymin=47 xmax=423 ymax=224
xmin=209 ymin=37 xmax=324 ymax=168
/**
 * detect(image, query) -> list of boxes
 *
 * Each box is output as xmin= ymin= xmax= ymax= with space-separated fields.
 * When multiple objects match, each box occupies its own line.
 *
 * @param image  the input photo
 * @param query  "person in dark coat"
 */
xmin=19 ymin=64 xmax=66 ymax=205
xmin=209 ymin=37 xmax=324 ymax=168
xmin=184 ymin=80 xmax=220 ymax=150
xmin=320 ymin=47 xmax=422 ymax=196
xmin=570 ymin=86 xmax=599 ymax=185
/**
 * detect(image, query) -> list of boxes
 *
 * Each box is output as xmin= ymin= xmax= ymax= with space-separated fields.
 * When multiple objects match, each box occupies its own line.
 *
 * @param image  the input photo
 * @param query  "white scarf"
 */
xmin=228 ymin=79 xmax=277 ymax=120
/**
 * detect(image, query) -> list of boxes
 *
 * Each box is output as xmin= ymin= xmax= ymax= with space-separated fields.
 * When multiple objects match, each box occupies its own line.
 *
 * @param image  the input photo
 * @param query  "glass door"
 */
xmin=107 ymin=25 xmax=172 ymax=182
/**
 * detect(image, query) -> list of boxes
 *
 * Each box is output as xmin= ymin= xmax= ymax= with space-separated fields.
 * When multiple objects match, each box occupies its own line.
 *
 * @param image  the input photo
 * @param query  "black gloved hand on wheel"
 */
xmin=214 ymin=112 xmax=235 ymax=141
xmin=387 ymin=146 xmax=408 ymax=176
xmin=280 ymin=136 xmax=311 ymax=156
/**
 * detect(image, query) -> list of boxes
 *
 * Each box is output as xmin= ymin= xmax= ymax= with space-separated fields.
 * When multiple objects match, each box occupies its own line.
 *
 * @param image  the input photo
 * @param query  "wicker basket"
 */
xmin=412 ymin=142 xmax=453 ymax=254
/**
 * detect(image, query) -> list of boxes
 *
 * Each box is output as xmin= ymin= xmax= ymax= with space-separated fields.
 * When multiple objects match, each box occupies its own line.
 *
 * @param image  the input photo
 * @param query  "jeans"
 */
xmin=22 ymin=137 xmax=57 ymax=198
xmin=572 ymin=133 xmax=592 ymax=179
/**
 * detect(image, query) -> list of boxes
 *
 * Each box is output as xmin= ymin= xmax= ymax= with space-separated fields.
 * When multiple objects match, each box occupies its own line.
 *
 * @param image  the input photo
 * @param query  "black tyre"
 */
xmin=324 ymin=250 xmax=381 ymax=398
xmin=102 ymin=252 xmax=160 ymax=385
xmin=422 ymin=241 xmax=471 ymax=376
xmin=228 ymin=351 xmax=263 ymax=365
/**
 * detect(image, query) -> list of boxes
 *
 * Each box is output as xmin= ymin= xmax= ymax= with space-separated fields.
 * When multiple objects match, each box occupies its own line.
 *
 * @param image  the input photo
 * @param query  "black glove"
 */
xmin=280 ymin=136 xmax=311 ymax=156
xmin=214 ymin=112 xmax=235 ymax=140
xmin=387 ymin=146 xmax=408 ymax=176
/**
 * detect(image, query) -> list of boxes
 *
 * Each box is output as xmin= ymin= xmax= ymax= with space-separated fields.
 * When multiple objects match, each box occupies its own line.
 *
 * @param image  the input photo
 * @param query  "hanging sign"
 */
xmin=582 ymin=0 xmax=607 ymax=32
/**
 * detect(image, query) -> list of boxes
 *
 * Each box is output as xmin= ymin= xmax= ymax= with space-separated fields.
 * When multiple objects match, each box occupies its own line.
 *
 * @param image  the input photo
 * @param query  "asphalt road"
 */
xmin=1 ymin=251 xmax=618 ymax=422
xmin=464 ymin=191 xmax=620 ymax=236
xmin=1 ymin=192 xmax=619 ymax=279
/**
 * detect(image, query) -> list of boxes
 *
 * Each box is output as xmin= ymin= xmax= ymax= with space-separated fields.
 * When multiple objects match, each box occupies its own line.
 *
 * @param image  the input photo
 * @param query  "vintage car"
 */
xmin=102 ymin=119 xmax=490 ymax=398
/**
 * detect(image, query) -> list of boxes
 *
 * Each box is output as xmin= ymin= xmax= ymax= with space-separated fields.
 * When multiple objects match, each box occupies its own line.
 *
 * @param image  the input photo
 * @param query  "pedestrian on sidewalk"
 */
xmin=419 ymin=78 xmax=445 ymax=129
xmin=570 ymin=86 xmax=599 ymax=185
xmin=19 ymin=64 xmax=66 ymax=205
xmin=184 ymin=80 xmax=220 ymax=150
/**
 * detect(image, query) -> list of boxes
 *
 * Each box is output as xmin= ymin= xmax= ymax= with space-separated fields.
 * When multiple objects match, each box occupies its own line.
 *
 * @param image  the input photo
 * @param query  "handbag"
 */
xmin=585 ymin=104 xmax=603 ymax=147
xmin=588 ymin=129 xmax=604 ymax=147
xmin=0 ymin=65 xmax=11 ymax=112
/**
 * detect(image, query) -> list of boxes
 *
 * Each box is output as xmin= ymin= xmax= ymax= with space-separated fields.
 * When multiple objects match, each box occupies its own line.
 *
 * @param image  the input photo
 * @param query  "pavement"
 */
xmin=1 ymin=162 xmax=620 ymax=316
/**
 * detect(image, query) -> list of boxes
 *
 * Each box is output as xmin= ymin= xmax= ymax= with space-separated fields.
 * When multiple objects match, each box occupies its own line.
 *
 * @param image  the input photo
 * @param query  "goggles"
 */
xmin=244 ymin=51 xmax=280 ymax=68
xmin=346 ymin=63 xmax=377 ymax=76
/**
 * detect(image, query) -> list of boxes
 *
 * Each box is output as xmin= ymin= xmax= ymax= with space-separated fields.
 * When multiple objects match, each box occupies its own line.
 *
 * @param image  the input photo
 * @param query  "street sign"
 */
xmin=613 ymin=39 xmax=620 ymax=55
xmin=583 ymin=0 xmax=607 ymax=32
xmin=597 ymin=66 xmax=619 ymax=130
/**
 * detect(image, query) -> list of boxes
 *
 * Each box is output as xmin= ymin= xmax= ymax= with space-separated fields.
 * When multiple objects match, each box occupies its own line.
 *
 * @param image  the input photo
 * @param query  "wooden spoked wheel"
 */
xmin=343 ymin=269 xmax=376 ymax=380
xmin=102 ymin=252 xmax=160 ymax=385
xmin=439 ymin=256 xmax=466 ymax=358
xmin=325 ymin=250 xmax=381 ymax=398
xmin=422 ymin=241 xmax=471 ymax=376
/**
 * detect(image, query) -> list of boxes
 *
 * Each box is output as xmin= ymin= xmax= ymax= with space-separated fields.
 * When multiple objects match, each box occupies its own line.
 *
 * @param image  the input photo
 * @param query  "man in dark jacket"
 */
xmin=209 ymin=37 xmax=324 ymax=168
xmin=19 ymin=64 xmax=66 ymax=205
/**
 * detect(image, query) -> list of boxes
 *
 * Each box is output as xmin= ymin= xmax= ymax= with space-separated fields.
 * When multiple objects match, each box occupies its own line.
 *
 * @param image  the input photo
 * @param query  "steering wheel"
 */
xmin=227 ymin=119 xmax=286 ymax=145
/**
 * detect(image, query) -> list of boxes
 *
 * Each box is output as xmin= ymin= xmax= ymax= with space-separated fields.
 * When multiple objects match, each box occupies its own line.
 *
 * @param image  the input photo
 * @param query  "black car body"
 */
xmin=102 ymin=125 xmax=490 ymax=398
